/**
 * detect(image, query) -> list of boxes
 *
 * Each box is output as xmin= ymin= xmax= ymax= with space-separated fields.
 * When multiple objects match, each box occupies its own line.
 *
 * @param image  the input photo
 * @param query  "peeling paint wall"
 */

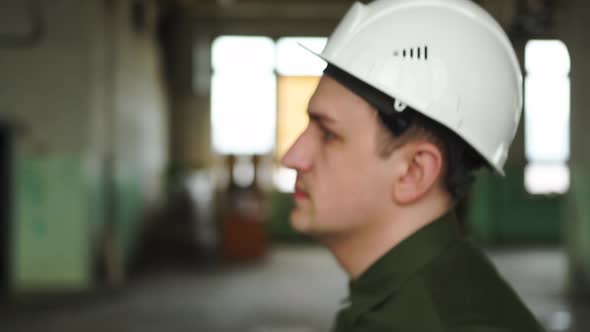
xmin=0 ymin=0 xmax=168 ymax=291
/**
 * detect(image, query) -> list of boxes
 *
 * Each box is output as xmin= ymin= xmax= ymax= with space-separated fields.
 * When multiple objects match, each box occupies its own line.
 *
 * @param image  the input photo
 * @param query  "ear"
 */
xmin=392 ymin=142 xmax=444 ymax=205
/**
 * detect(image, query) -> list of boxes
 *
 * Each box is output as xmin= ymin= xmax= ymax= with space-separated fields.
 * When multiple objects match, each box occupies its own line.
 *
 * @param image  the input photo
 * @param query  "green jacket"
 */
xmin=332 ymin=213 xmax=545 ymax=332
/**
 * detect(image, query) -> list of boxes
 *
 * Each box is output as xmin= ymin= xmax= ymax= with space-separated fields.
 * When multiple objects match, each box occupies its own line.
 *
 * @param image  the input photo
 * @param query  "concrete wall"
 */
xmin=0 ymin=0 xmax=168 ymax=292
xmin=163 ymin=11 xmax=211 ymax=178
xmin=557 ymin=0 xmax=590 ymax=292
xmin=106 ymin=0 xmax=168 ymax=268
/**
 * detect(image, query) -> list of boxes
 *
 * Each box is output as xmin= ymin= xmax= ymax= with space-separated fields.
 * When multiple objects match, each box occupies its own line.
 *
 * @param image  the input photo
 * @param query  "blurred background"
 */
xmin=0 ymin=0 xmax=587 ymax=331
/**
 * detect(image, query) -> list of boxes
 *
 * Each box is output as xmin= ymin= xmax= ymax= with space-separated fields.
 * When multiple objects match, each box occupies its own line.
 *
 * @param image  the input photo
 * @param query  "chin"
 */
xmin=290 ymin=210 xmax=314 ymax=234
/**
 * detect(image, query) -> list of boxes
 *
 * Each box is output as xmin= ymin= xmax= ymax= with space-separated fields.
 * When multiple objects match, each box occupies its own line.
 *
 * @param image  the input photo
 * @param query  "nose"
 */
xmin=281 ymin=129 xmax=313 ymax=173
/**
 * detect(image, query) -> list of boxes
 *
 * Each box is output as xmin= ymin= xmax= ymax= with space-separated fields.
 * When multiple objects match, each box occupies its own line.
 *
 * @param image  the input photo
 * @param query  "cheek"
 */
xmin=313 ymin=177 xmax=383 ymax=230
xmin=315 ymin=155 xmax=387 ymax=218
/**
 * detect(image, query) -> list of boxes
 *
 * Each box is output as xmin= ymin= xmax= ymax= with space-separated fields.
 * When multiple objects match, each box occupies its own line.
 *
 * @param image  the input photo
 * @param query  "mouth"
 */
xmin=294 ymin=186 xmax=310 ymax=200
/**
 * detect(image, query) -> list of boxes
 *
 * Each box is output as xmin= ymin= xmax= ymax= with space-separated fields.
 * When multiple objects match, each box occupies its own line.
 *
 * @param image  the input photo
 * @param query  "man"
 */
xmin=281 ymin=0 xmax=546 ymax=331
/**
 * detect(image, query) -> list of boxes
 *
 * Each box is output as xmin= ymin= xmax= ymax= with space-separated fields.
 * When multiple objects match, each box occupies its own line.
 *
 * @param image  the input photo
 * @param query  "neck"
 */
xmin=321 ymin=195 xmax=452 ymax=280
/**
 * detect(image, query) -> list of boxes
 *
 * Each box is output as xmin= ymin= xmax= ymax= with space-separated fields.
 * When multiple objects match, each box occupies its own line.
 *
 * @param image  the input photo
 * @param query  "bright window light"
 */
xmin=525 ymin=40 xmax=570 ymax=76
xmin=209 ymin=35 xmax=326 ymax=192
xmin=276 ymin=37 xmax=327 ymax=76
xmin=524 ymin=76 xmax=570 ymax=162
xmin=274 ymin=167 xmax=297 ymax=193
xmin=232 ymin=155 xmax=255 ymax=188
xmin=212 ymin=36 xmax=275 ymax=72
xmin=211 ymin=36 xmax=276 ymax=154
xmin=525 ymin=163 xmax=570 ymax=195
xmin=524 ymin=40 xmax=570 ymax=194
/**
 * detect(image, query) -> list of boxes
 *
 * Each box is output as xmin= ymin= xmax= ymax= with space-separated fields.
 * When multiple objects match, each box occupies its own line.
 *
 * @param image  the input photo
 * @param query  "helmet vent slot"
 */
xmin=394 ymin=46 xmax=429 ymax=60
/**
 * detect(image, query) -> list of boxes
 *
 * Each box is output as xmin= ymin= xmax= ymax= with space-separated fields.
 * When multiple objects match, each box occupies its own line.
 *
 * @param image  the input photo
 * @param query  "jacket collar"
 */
xmin=345 ymin=211 xmax=462 ymax=316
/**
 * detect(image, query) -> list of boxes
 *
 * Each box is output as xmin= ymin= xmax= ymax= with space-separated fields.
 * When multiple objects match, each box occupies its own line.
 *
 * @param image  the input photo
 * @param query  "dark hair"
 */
xmin=323 ymin=64 xmax=486 ymax=201
xmin=376 ymin=109 xmax=486 ymax=201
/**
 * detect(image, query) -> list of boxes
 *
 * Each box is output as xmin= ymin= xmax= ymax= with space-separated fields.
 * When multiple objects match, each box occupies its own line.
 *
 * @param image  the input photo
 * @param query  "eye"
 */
xmin=321 ymin=127 xmax=336 ymax=142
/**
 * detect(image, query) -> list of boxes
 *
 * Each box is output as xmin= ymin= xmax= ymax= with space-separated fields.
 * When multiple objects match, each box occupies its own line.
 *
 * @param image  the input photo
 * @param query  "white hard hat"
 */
xmin=305 ymin=0 xmax=523 ymax=175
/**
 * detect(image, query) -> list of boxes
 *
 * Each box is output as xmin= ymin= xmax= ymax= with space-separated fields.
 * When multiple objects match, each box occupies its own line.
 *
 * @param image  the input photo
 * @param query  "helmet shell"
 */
xmin=312 ymin=0 xmax=523 ymax=175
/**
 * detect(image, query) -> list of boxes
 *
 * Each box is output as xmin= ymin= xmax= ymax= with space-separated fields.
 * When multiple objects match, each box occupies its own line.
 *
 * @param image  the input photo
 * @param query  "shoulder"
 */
xmin=421 ymin=240 xmax=545 ymax=331
xmin=353 ymin=240 xmax=545 ymax=332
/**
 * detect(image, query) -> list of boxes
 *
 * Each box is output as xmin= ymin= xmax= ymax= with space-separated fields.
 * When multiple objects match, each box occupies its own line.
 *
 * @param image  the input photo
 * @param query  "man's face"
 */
xmin=281 ymin=75 xmax=395 ymax=238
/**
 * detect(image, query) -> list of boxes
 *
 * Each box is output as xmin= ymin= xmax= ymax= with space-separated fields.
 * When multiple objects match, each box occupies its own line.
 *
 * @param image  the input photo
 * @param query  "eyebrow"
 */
xmin=308 ymin=110 xmax=337 ymax=125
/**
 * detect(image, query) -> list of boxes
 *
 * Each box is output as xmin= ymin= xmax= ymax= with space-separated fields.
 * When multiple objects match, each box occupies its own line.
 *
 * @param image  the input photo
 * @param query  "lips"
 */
xmin=294 ymin=186 xmax=310 ymax=200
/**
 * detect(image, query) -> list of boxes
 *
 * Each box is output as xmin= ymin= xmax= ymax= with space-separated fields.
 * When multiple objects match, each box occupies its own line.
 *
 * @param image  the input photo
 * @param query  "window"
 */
xmin=211 ymin=36 xmax=276 ymax=155
xmin=524 ymin=40 xmax=570 ymax=194
xmin=210 ymin=35 xmax=327 ymax=192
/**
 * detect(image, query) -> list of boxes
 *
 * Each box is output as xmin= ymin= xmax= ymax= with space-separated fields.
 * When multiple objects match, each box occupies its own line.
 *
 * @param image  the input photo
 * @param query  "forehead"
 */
xmin=308 ymin=75 xmax=375 ymax=120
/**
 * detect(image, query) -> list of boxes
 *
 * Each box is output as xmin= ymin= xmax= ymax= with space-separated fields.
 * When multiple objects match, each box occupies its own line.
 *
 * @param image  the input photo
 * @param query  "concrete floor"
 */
xmin=0 ymin=245 xmax=588 ymax=332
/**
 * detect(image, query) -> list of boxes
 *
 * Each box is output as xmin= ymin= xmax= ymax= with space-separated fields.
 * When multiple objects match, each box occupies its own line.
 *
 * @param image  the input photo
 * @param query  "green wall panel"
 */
xmin=564 ymin=167 xmax=590 ymax=289
xmin=13 ymin=153 xmax=90 ymax=290
xmin=468 ymin=167 xmax=562 ymax=244
xmin=114 ymin=174 xmax=143 ymax=262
